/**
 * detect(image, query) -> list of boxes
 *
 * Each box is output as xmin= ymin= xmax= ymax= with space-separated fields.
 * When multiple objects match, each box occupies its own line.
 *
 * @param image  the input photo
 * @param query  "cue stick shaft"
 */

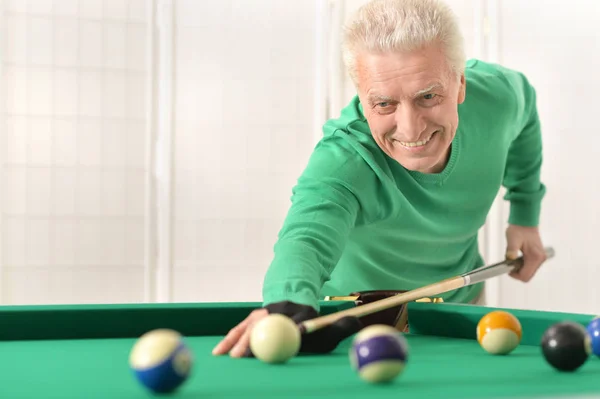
xmin=298 ymin=246 xmax=555 ymax=334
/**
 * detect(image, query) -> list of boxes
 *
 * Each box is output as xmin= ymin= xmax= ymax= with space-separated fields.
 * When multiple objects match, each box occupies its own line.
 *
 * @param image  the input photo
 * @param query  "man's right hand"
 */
xmin=211 ymin=308 xmax=268 ymax=357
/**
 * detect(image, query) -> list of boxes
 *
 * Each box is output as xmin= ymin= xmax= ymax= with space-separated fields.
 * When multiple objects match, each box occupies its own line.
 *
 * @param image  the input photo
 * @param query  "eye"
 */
xmin=371 ymin=100 xmax=396 ymax=115
xmin=423 ymin=93 xmax=436 ymax=100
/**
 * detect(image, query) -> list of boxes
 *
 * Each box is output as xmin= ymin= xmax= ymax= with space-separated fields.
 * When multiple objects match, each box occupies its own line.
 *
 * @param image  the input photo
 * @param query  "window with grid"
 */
xmin=1 ymin=0 xmax=149 ymax=304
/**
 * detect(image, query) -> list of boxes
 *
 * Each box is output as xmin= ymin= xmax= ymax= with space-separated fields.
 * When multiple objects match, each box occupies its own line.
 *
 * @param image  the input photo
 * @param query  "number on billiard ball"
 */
xmin=541 ymin=321 xmax=592 ymax=371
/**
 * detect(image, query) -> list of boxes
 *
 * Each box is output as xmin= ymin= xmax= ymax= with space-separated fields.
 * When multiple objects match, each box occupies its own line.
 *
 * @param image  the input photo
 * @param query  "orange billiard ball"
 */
xmin=476 ymin=310 xmax=522 ymax=355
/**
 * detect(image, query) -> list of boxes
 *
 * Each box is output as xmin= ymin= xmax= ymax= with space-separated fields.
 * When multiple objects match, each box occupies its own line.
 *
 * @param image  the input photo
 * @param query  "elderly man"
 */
xmin=213 ymin=0 xmax=548 ymax=357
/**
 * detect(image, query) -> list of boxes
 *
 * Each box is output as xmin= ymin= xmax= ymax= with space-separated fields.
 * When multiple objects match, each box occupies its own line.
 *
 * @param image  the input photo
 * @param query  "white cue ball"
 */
xmin=250 ymin=314 xmax=301 ymax=364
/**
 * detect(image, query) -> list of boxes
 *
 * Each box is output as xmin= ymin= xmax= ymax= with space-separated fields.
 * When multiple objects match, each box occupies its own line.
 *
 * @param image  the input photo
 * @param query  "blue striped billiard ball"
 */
xmin=587 ymin=317 xmax=600 ymax=357
xmin=129 ymin=329 xmax=193 ymax=393
xmin=349 ymin=324 xmax=409 ymax=383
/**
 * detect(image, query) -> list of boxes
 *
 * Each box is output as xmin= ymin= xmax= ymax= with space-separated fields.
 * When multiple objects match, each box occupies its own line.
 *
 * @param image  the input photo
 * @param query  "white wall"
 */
xmin=169 ymin=0 xmax=321 ymax=302
xmin=1 ymin=0 xmax=149 ymax=304
xmin=0 ymin=0 xmax=324 ymax=305
xmin=491 ymin=0 xmax=600 ymax=314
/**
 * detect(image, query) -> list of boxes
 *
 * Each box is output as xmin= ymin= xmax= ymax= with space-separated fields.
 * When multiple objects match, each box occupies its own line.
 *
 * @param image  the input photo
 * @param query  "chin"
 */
xmin=393 ymin=139 xmax=452 ymax=173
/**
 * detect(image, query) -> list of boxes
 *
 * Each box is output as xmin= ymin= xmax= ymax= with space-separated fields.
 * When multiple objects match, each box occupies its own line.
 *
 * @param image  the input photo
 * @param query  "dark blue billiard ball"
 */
xmin=349 ymin=324 xmax=408 ymax=383
xmin=586 ymin=317 xmax=600 ymax=357
xmin=129 ymin=329 xmax=193 ymax=393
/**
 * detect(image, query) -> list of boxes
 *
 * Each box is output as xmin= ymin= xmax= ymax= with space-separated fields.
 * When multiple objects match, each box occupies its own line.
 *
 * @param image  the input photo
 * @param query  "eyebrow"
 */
xmin=412 ymin=83 xmax=444 ymax=98
xmin=367 ymin=94 xmax=395 ymax=105
xmin=367 ymin=82 xmax=445 ymax=105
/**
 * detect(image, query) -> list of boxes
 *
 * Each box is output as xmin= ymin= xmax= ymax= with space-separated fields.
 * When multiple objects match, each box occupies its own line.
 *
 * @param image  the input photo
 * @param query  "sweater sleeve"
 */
xmin=261 ymin=135 xmax=367 ymax=311
xmin=502 ymin=72 xmax=546 ymax=226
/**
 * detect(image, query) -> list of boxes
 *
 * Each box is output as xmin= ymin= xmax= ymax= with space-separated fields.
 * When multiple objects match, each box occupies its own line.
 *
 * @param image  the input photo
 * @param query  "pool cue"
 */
xmin=298 ymin=246 xmax=555 ymax=334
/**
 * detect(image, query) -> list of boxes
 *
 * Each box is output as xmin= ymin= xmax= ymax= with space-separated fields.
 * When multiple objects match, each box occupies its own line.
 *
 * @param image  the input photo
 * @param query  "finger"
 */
xmin=505 ymin=245 xmax=520 ymax=260
xmin=510 ymin=265 xmax=534 ymax=282
xmin=508 ymin=258 xmax=526 ymax=280
xmin=524 ymin=247 xmax=547 ymax=281
xmin=509 ymin=253 xmax=533 ymax=281
xmin=535 ymin=245 xmax=548 ymax=263
xmin=517 ymin=263 xmax=537 ymax=282
xmin=505 ymin=230 xmax=521 ymax=260
xmin=212 ymin=317 xmax=252 ymax=355
xmin=212 ymin=325 xmax=245 ymax=355
xmin=510 ymin=246 xmax=545 ymax=282
xmin=230 ymin=328 xmax=252 ymax=358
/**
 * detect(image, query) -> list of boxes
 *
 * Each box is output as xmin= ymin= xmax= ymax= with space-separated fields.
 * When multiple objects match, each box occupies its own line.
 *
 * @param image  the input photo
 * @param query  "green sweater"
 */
xmin=262 ymin=59 xmax=546 ymax=311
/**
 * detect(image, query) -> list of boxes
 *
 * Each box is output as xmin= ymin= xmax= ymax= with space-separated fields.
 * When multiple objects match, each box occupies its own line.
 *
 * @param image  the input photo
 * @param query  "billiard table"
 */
xmin=0 ymin=300 xmax=598 ymax=398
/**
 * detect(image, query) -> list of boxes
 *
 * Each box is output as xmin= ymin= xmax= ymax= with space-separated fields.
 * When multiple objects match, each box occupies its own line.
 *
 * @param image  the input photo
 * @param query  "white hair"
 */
xmin=342 ymin=0 xmax=466 ymax=83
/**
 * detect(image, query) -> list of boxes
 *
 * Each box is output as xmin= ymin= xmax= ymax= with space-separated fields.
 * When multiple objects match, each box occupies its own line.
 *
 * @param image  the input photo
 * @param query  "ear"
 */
xmin=457 ymin=74 xmax=466 ymax=104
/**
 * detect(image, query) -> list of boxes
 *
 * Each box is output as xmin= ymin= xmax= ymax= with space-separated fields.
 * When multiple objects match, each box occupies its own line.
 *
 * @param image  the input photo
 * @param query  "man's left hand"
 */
xmin=505 ymin=224 xmax=547 ymax=282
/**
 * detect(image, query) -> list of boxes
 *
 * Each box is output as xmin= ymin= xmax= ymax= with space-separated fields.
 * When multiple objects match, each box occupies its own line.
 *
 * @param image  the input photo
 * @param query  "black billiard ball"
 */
xmin=541 ymin=321 xmax=592 ymax=371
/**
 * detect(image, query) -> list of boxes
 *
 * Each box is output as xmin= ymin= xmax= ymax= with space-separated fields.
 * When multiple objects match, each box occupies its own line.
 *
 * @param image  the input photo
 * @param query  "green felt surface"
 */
xmin=0 ymin=301 xmax=599 ymax=398
xmin=2 ymin=333 xmax=599 ymax=398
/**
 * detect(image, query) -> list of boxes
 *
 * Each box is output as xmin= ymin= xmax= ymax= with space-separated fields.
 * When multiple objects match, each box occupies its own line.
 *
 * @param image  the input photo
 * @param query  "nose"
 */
xmin=395 ymin=104 xmax=426 ymax=140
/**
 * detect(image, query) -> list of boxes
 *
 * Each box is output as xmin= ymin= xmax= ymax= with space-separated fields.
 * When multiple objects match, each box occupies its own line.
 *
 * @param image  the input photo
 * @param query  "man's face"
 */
xmin=355 ymin=45 xmax=466 ymax=174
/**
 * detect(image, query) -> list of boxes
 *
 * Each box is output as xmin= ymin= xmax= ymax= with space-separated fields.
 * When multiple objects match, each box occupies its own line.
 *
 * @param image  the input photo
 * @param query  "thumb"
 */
xmin=505 ymin=232 xmax=521 ymax=260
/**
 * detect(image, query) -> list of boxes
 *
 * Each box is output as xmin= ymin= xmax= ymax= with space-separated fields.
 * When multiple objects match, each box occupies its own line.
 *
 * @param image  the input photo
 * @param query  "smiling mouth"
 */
xmin=394 ymin=131 xmax=438 ymax=148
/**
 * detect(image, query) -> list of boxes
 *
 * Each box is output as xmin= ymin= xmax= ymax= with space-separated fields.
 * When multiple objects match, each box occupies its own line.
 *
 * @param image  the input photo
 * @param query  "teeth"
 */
xmin=398 ymin=134 xmax=433 ymax=147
